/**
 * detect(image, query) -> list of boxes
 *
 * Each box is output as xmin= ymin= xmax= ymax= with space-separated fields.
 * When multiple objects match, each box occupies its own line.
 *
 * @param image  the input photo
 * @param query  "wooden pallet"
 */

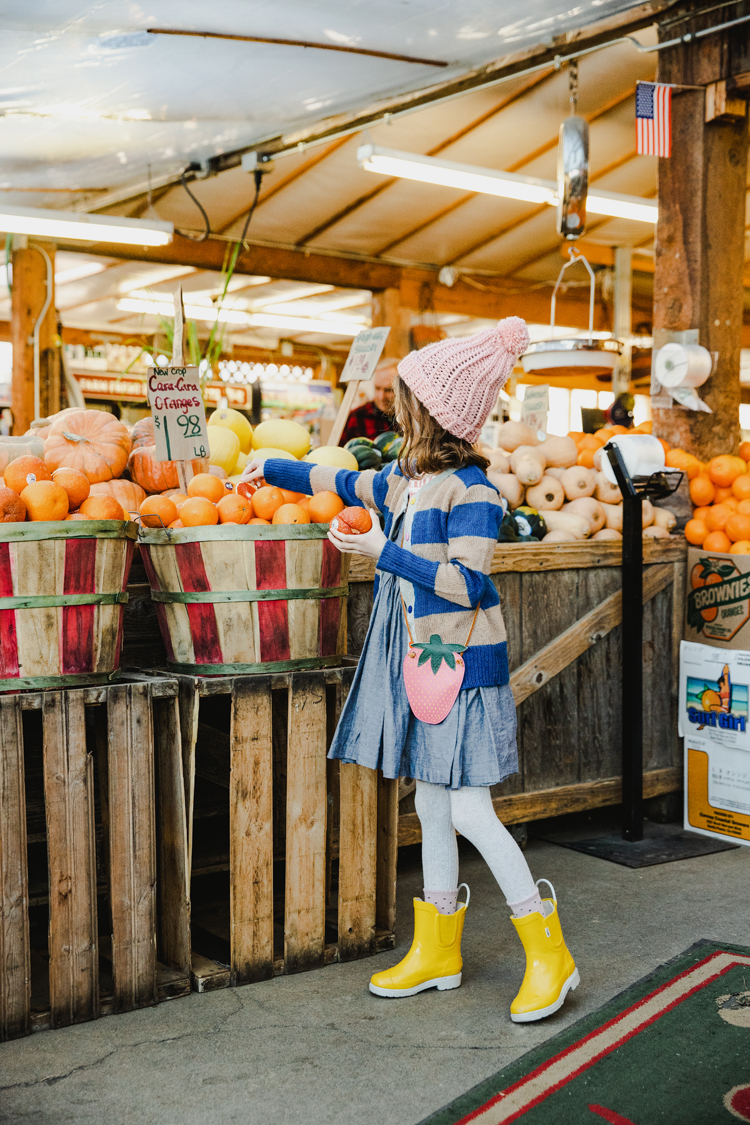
xmin=0 ymin=676 xmax=190 ymax=1040
xmin=163 ymin=666 xmax=397 ymax=992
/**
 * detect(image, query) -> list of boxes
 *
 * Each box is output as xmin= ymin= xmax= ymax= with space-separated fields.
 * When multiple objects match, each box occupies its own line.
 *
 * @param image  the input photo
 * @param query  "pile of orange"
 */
xmin=567 ymin=421 xmax=659 ymax=468
xmin=139 ymin=475 xmax=346 ymax=530
xmin=684 ymin=443 xmax=750 ymax=554
xmin=0 ymin=456 xmax=122 ymax=523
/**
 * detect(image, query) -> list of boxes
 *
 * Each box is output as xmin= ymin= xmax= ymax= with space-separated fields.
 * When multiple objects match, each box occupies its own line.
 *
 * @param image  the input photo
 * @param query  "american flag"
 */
xmin=636 ymin=81 xmax=672 ymax=157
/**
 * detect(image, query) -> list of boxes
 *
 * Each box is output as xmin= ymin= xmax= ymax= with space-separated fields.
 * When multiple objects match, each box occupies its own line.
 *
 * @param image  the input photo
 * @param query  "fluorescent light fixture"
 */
xmin=357 ymin=143 xmax=657 ymax=224
xmin=0 ymin=205 xmax=173 ymax=246
xmin=117 ymin=297 xmax=363 ymax=336
xmin=54 ymin=261 xmax=107 ymax=285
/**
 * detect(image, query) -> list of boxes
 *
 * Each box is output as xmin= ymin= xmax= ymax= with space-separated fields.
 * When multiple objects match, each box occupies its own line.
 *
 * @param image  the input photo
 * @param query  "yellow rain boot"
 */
xmin=510 ymin=880 xmax=579 ymax=1023
xmin=369 ymin=886 xmax=469 ymax=998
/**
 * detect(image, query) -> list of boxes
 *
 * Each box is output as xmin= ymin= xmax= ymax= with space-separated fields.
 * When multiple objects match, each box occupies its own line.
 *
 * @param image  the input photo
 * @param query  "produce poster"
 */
xmin=147 ymin=366 xmax=209 ymax=462
xmin=679 ymin=640 xmax=750 ymax=846
xmin=684 ymin=546 xmax=750 ymax=650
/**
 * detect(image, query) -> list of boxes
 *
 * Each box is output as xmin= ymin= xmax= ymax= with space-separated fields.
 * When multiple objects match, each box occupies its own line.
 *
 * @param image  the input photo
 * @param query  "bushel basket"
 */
xmin=138 ymin=524 xmax=349 ymax=674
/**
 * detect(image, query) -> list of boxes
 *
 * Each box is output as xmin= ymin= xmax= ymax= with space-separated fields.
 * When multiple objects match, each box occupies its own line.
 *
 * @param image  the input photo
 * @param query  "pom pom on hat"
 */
xmin=397 ymin=315 xmax=530 ymax=443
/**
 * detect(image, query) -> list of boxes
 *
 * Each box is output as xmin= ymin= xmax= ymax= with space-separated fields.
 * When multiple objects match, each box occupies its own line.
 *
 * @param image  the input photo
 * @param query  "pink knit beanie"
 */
xmin=397 ymin=317 xmax=530 ymax=442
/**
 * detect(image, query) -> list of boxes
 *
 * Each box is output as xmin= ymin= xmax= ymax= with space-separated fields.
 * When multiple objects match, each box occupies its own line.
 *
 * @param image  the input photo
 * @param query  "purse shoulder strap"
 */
xmin=400 ymin=594 xmax=480 ymax=650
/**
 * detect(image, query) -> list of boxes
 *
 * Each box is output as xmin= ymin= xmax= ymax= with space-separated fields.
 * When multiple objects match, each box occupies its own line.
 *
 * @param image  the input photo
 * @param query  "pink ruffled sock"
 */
xmin=424 ymin=888 xmax=459 ymax=915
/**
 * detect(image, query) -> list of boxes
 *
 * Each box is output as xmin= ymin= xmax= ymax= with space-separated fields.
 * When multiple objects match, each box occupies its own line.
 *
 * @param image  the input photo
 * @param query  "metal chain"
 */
xmin=568 ymin=60 xmax=579 ymax=115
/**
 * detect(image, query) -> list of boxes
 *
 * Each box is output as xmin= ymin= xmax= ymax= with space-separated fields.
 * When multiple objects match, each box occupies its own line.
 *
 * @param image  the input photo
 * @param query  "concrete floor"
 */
xmin=1 ymin=816 xmax=748 ymax=1125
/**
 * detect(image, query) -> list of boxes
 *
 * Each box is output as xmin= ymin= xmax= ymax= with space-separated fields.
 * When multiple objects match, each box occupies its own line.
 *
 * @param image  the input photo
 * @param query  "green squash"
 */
xmin=373 ymin=430 xmax=397 ymax=453
xmin=513 ymin=506 xmax=547 ymax=541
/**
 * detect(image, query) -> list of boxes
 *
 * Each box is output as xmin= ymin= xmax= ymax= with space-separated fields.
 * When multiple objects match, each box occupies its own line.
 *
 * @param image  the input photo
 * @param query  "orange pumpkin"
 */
xmin=128 ymin=445 xmax=202 ymax=494
xmin=130 ymin=417 xmax=155 ymax=450
xmin=89 ymin=479 xmax=147 ymax=513
xmin=44 ymin=410 xmax=131 ymax=483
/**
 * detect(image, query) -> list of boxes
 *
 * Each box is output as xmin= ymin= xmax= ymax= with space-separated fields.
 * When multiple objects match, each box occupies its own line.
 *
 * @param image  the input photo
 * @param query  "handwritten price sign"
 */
xmin=147 ymin=367 xmax=209 ymax=462
xmin=338 ymin=327 xmax=391 ymax=384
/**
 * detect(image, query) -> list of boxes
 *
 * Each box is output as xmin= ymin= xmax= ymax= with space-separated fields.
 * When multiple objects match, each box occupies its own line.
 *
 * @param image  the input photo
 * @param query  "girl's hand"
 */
xmin=240 ymin=457 xmax=266 ymax=486
xmin=328 ymin=517 xmax=387 ymax=561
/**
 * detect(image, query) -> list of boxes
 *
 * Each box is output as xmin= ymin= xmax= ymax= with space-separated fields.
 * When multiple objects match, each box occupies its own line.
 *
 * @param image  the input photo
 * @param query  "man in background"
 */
xmin=339 ymin=359 xmax=397 ymax=444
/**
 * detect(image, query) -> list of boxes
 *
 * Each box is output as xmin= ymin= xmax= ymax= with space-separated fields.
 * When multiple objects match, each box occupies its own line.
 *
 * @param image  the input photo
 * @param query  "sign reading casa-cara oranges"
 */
xmin=147 ymin=366 xmax=209 ymax=462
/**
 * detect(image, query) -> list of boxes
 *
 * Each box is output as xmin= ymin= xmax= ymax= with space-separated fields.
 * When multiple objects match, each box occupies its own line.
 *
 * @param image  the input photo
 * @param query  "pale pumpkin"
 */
xmin=44 ymin=410 xmax=131 ymax=483
xmin=128 ymin=445 xmax=202 ymax=494
xmin=89 ymin=479 xmax=147 ymax=513
xmin=0 ymin=436 xmax=45 ymax=476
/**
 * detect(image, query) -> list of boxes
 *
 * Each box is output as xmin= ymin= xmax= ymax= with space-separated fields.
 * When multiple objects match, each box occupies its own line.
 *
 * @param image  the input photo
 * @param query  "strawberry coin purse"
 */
xmin=401 ymin=597 xmax=480 ymax=724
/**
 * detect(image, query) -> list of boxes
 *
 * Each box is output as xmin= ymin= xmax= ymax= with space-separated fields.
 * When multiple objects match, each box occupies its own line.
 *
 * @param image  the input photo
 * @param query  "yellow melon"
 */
xmin=208 ymin=407 xmax=253 ymax=454
xmin=251 ymin=447 xmax=296 ymax=462
xmin=206 ymin=425 xmax=240 ymax=475
xmin=252 ymin=419 xmax=310 ymax=459
xmin=304 ymin=446 xmax=359 ymax=471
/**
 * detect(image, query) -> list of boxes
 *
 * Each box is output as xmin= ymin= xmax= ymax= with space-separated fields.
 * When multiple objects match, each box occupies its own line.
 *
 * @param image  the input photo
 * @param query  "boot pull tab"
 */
xmin=535 ymin=877 xmax=556 ymax=905
xmin=458 ymin=883 xmax=471 ymax=910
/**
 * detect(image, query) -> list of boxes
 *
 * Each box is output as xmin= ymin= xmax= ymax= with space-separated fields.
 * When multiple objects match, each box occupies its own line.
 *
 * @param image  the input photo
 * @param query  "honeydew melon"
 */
xmin=206 ymin=425 xmax=240 ymax=475
xmin=208 ymin=407 xmax=253 ymax=454
xmin=304 ymin=446 xmax=359 ymax=471
xmin=252 ymin=419 xmax=310 ymax=459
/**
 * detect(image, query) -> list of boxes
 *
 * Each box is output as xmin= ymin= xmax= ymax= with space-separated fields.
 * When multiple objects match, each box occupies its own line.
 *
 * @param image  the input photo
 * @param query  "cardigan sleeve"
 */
xmin=262 ymin=458 xmax=395 ymax=513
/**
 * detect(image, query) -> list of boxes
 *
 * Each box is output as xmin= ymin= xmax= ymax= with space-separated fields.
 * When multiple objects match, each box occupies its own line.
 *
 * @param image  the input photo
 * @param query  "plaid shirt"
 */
xmin=340 ymin=401 xmax=394 ymax=446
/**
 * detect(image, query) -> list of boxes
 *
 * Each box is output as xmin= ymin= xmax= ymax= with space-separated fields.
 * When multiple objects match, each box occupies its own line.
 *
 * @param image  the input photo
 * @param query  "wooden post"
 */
xmin=612 ymin=248 xmax=632 ymax=397
xmin=171 ymin=287 xmax=195 ymax=491
xmin=11 ymin=240 xmax=59 ymax=434
xmin=651 ymin=15 xmax=750 ymax=459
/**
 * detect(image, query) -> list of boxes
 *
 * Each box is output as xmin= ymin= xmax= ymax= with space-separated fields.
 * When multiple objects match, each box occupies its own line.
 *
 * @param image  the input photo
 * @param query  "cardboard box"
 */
xmin=685 ymin=547 xmax=750 ymax=649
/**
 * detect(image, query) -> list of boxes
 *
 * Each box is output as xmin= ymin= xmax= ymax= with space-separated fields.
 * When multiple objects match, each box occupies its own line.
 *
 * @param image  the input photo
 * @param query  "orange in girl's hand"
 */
xmin=705 ymin=504 xmax=733 ymax=532
xmin=79 ymin=495 xmax=125 ymax=521
xmin=689 ymin=474 xmax=715 ymax=507
xmin=272 ymin=503 xmax=310 ymax=525
xmin=726 ymin=513 xmax=750 ymax=543
xmin=248 ymin=517 xmax=270 ymax=525
xmin=139 ymin=495 xmax=178 ymax=529
xmin=307 ymin=491 xmax=345 ymax=524
xmin=330 ymin=506 xmax=373 ymax=535
xmin=0 ymin=486 xmax=26 ymax=522
xmin=22 ymin=480 xmax=70 ymax=521
xmin=187 ymin=473 xmax=226 ymax=504
xmin=217 ymin=493 xmax=253 ymax=524
xmin=51 ymin=468 xmax=90 ymax=510
xmin=5 ymin=455 xmax=51 ymax=495
xmin=251 ymin=486 xmax=285 ymax=521
xmin=703 ymin=530 xmax=732 ymax=553
xmin=180 ymin=497 xmax=219 ymax=527
xmin=684 ymin=519 xmax=708 ymax=546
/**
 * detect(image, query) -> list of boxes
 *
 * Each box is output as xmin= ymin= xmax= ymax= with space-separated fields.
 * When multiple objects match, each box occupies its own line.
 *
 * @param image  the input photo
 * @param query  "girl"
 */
xmin=241 ymin=318 xmax=578 ymax=1023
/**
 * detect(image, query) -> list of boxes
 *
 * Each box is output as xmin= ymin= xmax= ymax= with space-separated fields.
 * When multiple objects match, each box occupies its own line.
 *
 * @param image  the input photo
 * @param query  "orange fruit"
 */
xmin=737 ymin=499 xmax=750 ymax=516
xmin=705 ymin=504 xmax=733 ymax=532
xmin=594 ymin=428 xmax=614 ymax=441
xmin=297 ymin=497 xmax=311 ymax=511
xmin=713 ymin=486 xmax=735 ymax=505
xmin=578 ymin=434 xmax=603 ymax=451
xmin=168 ymin=493 xmax=189 ymax=510
xmin=740 ymin=442 xmax=750 ymax=462
xmin=730 ymin=540 xmax=750 ymax=554
xmin=280 ymin=489 xmax=306 ymax=504
xmin=66 ymin=512 xmax=90 ymax=521
xmin=180 ymin=497 xmax=219 ymax=527
xmin=168 ymin=519 xmax=184 ymax=529
xmin=307 ymin=491 xmax=345 ymax=524
xmin=732 ymin=475 xmax=750 ymax=501
xmin=703 ymin=530 xmax=732 ymax=553
xmin=0 ymin=486 xmax=26 ymax=522
xmin=684 ymin=519 xmax=709 ymax=546
xmin=708 ymin=455 xmax=745 ymax=488
xmin=217 ymin=493 xmax=253 ymax=525
xmin=79 ymin=495 xmax=125 ymax=521
xmin=139 ymin=495 xmax=178 ymax=529
xmin=330 ymin=506 xmax=373 ymax=535
xmin=726 ymin=513 xmax=750 ymax=543
xmin=692 ymin=506 xmax=712 ymax=522
xmin=251 ymin=486 xmax=285 ymax=522
xmin=236 ymin=480 xmax=261 ymax=500
xmin=577 ymin=449 xmax=596 ymax=468
xmin=51 ymin=468 xmax=90 ymax=510
xmin=248 ymin=517 xmax=271 ymax=525
xmin=187 ymin=473 xmax=226 ymax=504
xmin=21 ymin=480 xmax=69 ymax=521
xmin=633 ymin=421 xmax=653 ymax=434
xmin=272 ymin=503 xmax=311 ymax=525
xmin=689 ymin=475 xmax=715 ymax=507
xmin=666 ymin=448 xmax=690 ymax=469
xmin=656 ymin=438 xmax=670 ymax=455
xmin=5 ymin=455 xmax=51 ymax=495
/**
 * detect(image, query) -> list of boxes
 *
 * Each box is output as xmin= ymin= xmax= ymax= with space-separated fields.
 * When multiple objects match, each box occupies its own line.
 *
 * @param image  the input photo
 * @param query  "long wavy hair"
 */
xmin=393 ymin=376 xmax=489 ymax=479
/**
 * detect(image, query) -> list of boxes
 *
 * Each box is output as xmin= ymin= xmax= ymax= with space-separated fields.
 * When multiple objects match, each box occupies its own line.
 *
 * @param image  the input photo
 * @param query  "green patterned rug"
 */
xmin=420 ymin=941 xmax=750 ymax=1125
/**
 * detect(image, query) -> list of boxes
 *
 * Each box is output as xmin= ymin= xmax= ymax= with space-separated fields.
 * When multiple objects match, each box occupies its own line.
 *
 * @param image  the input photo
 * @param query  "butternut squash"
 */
xmin=487 ymin=470 xmax=524 ymax=509
xmin=486 ymin=448 xmax=511 ymax=474
xmin=642 ymin=498 xmax=655 ymax=528
xmin=652 ymin=507 xmax=676 ymax=531
xmin=542 ymin=530 xmax=570 ymax=543
xmin=563 ymin=497 xmax=605 ymax=534
xmin=560 ymin=465 xmax=596 ymax=501
xmin=594 ymin=470 xmax=622 ymax=505
xmin=525 ymin=476 xmax=565 ymax=511
xmin=592 ymin=528 xmax=622 ymax=541
xmin=601 ymin=502 xmax=623 ymax=532
xmin=540 ymin=435 xmax=577 ymax=469
xmin=542 ymin=510 xmax=591 ymax=539
xmin=545 ymin=466 xmax=566 ymax=481
xmin=510 ymin=445 xmax=546 ymax=486
xmin=643 ymin=524 xmax=669 ymax=538
xmin=496 ymin=421 xmax=539 ymax=452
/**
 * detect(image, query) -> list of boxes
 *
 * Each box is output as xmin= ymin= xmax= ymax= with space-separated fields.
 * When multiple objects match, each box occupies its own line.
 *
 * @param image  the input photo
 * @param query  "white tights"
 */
xmin=414 ymin=781 xmax=541 ymax=915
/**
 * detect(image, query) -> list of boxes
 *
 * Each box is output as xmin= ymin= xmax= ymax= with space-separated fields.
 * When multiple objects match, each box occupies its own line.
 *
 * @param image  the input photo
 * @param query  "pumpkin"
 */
xmin=44 ymin=410 xmax=131 ymax=483
xmin=0 ymin=436 xmax=45 ymax=476
xmin=128 ymin=445 xmax=202 ymax=494
xmin=89 ymin=479 xmax=147 ymax=513
xmin=130 ymin=417 xmax=155 ymax=450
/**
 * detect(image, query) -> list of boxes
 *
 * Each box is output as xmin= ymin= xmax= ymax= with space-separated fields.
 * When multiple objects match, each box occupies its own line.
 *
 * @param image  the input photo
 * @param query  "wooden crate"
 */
xmin=346 ymin=538 xmax=687 ymax=843
xmin=168 ymin=665 xmax=397 ymax=992
xmin=0 ymin=676 xmax=190 ymax=1040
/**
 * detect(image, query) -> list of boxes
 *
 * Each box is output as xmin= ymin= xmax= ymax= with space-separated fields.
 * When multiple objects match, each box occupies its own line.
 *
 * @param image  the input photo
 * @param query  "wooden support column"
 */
xmin=10 ymin=240 xmax=59 ymax=434
xmin=372 ymin=287 xmax=409 ymax=358
xmin=612 ymin=248 xmax=632 ymax=397
xmin=651 ymin=15 xmax=750 ymax=459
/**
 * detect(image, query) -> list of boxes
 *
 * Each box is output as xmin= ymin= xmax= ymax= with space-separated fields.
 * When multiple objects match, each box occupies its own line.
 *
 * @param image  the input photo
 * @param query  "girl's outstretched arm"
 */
xmin=241 ymin=457 xmax=395 ymax=514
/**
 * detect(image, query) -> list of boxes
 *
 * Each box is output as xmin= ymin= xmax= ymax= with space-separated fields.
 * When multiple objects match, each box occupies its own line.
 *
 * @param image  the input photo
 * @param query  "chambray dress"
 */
xmin=328 ymin=476 xmax=518 ymax=789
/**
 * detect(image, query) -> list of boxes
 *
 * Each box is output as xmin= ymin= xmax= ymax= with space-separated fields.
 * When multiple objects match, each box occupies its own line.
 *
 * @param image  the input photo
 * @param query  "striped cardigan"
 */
xmin=262 ymin=458 xmax=509 ymax=689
